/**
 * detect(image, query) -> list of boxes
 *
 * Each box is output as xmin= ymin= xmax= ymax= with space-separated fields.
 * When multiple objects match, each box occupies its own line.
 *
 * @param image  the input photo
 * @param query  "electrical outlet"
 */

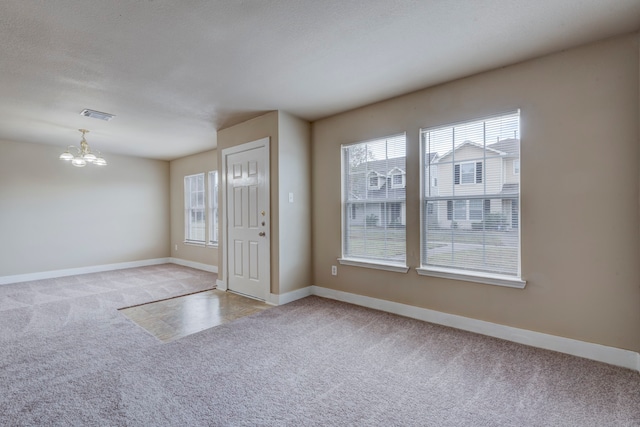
xmin=331 ymin=265 xmax=337 ymax=276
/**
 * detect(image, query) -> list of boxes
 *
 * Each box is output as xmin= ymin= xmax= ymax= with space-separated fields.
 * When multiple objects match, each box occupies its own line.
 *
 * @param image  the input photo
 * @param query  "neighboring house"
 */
xmin=345 ymin=139 xmax=519 ymax=230
xmin=346 ymin=154 xmax=440 ymax=228
xmin=430 ymin=138 xmax=520 ymax=230
xmin=346 ymin=157 xmax=407 ymax=227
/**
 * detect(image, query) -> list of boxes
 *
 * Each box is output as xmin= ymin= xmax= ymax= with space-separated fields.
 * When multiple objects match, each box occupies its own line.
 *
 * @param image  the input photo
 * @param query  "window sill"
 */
xmin=184 ymin=241 xmax=206 ymax=248
xmin=416 ymin=267 xmax=526 ymax=289
xmin=206 ymin=243 xmax=218 ymax=249
xmin=338 ymin=258 xmax=410 ymax=273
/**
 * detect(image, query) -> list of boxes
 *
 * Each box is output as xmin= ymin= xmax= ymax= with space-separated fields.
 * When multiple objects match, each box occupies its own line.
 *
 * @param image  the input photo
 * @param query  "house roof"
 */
xmin=352 ymin=156 xmax=406 ymax=176
xmin=437 ymin=140 xmax=506 ymax=162
xmin=349 ymin=157 xmax=406 ymax=201
xmin=488 ymin=139 xmax=520 ymax=157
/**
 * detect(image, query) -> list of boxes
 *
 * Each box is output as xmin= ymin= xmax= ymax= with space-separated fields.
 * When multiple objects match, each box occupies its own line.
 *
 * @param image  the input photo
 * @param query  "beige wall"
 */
xmin=277 ymin=112 xmax=312 ymax=294
xmin=0 ymin=139 xmax=170 ymax=276
xmin=311 ymin=33 xmax=640 ymax=352
xmin=169 ymin=149 xmax=218 ymax=267
xmin=217 ymin=111 xmax=312 ymax=295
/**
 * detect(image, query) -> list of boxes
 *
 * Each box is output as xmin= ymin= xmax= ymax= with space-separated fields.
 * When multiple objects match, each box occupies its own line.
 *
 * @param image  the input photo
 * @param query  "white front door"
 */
xmin=225 ymin=139 xmax=270 ymax=300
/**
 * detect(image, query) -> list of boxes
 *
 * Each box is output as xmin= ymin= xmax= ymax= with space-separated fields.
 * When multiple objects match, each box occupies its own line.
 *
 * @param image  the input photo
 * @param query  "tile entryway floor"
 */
xmin=119 ymin=289 xmax=271 ymax=342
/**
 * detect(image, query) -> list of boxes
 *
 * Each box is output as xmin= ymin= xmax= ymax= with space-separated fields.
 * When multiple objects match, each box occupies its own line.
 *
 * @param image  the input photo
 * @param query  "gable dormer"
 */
xmin=367 ymin=171 xmax=384 ymax=190
xmin=388 ymin=167 xmax=406 ymax=189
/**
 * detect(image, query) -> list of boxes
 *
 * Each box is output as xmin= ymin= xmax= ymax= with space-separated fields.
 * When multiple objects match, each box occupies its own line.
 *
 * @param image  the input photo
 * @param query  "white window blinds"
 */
xmin=421 ymin=111 xmax=521 ymax=277
xmin=342 ymin=134 xmax=406 ymax=266
xmin=208 ymin=171 xmax=219 ymax=245
xmin=184 ymin=173 xmax=205 ymax=243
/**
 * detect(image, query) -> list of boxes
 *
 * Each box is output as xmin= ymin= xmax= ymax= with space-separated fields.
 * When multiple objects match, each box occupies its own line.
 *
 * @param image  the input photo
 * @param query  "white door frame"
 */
xmin=219 ymin=137 xmax=270 ymax=297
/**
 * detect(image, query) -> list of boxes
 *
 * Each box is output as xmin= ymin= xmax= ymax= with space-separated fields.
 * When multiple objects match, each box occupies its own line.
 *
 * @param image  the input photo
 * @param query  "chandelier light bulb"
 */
xmin=59 ymin=151 xmax=73 ymax=161
xmin=59 ymin=129 xmax=107 ymax=167
xmin=71 ymin=157 xmax=87 ymax=167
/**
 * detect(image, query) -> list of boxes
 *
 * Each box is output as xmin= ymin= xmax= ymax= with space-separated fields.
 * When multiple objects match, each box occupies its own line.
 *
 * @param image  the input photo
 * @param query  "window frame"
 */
xmin=184 ymin=173 xmax=206 ymax=245
xmin=459 ymin=161 xmax=476 ymax=184
xmin=207 ymin=171 xmax=219 ymax=247
xmin=468 ymin=199 xmax=483 ymax=221
xmin=454 ymin=161 xmax=483 ymax=185
xmin=367 ymin=171 xmax=383 ymax=190
xmin=339 ymin=133 xmax=409 ymax=273
xmin=389 ymin=167 xmax=406 ymax=189
xmin=418 ymin=111 xmax=525 ymax=288
xmin=453 ymin=199 xmax=467 ymax=220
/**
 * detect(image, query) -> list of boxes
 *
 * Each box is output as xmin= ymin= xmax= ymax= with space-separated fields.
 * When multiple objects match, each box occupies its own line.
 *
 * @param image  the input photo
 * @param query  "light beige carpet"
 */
xmin=1 ymin=266 xmax=639 ymax=426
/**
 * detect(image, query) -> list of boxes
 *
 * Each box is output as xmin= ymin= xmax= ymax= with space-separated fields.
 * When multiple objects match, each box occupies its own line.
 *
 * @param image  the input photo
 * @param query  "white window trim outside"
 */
xmin=367 ymin=171 xmax=383 ymax=190
xmin=514 ymin=159 xmax=520 ymax=175
xmin=458 ymin=161 xmax=477 ymax=185
xmin=388 ymin=167 xmax=406 ymax=189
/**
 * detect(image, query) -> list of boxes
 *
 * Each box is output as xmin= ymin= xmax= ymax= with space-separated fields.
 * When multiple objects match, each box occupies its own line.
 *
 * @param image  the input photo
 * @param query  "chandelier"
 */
xmin=59 ymin=129 xmax=107 ymax=167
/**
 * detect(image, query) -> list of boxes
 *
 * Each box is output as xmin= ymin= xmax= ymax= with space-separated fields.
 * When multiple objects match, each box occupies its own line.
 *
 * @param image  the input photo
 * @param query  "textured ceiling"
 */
xmin=0 ymin=1 xmax=639 ymax=160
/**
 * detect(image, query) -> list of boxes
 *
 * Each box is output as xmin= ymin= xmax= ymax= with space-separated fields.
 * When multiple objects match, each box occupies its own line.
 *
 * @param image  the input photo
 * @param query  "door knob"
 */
xmin=259 ymin=232 xmax=266 ymax=237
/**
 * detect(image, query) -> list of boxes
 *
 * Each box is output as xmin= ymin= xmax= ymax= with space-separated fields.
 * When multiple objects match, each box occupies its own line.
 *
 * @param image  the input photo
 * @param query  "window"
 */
xmin=184 ymin=173 xmax=205 ymax=243
xmin=453 ymin=200 xmax=466 ymax=220
xmin=389 ymin=168 xmax=406 ymax=189
xmin=469 ymin=199 xmax=483 ymax=221
xmin=341 ymin=133 xmax=407 ymax=271
xmin=454 ymin=161 xmax=483 ymax=184
xmin=368 ymin=172 xmax=382 ymax=190
xmin=420 ymin=111 xmax=522 ymax=283
xmin=208 ymin=171 xmax=219 ymax=245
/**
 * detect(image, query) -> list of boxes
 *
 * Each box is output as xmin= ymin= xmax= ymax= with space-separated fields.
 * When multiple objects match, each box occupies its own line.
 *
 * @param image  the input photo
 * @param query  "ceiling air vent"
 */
xmin=80 ymin=109 xmax=115 ymax=121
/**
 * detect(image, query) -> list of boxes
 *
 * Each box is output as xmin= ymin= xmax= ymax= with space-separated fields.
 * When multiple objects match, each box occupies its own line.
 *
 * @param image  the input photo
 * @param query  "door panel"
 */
xmin=226 ymin=143 xmax=269 ymax=300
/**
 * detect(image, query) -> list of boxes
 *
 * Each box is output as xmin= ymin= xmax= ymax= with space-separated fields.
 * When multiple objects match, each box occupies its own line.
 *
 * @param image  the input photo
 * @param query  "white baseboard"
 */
xmin=311 ymin=286 xmax=640 ymax=372
xmin=0 ymin=258 xmax=171 ymax=286
xmin=169 ymin=257 xmax=218 ymax=273
xmin=216 ymin=279 xmax=227 ymax=291
xmin=268 ymin=286 xmax=313 ymax=305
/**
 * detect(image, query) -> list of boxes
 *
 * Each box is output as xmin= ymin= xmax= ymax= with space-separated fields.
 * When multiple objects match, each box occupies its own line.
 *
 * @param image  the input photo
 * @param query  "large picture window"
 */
xmin=184 ymin=173 xmax=206 ymax=243
xmin=420 ymin=111 xmax=521 ymax=281
xmin=341 ymin=134 xmax=407 ymax=269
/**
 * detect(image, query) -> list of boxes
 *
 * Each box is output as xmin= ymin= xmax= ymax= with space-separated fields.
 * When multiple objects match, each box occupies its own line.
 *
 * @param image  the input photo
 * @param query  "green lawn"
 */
xmin=426 ymin=246 xmax=518 ymax=275
xmin=345 ymin=226 xmax=405 ymax=259
xmin=425 ymin=229 xmax=503 ymax=245
xmin=345 ymin=225 xmax=518 ymax=274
